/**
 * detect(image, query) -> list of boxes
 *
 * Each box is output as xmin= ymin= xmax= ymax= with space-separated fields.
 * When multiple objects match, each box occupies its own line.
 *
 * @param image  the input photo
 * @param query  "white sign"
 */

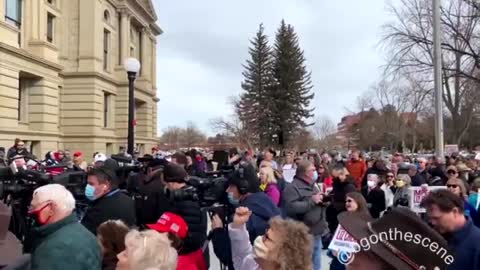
xmin=282 ymin=168 xmax=296 ymax=183
xmin=328 ymin=225 xmax=360 ymax=253
xmin=445 ymin=144 xmax=459 ymax=157
xmin=408 ymin=186 xmax=447 ymax=213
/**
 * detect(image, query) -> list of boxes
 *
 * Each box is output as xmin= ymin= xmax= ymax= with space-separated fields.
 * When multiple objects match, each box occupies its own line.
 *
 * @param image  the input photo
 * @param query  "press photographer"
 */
xmin=163 ymin=163 xmax=208 ymax=269
xmin=133 ymin=156 xmax=170 ymax=226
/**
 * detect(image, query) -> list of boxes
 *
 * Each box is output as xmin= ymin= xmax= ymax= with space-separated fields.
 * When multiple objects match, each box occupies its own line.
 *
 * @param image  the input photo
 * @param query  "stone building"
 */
xmin=0 ymin=0 xmax=161 ymax=160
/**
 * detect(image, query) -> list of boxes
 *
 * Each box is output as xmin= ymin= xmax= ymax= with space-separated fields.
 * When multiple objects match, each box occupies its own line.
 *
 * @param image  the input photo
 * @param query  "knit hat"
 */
xmin=163 ymin=163 xmax=188 ymax=183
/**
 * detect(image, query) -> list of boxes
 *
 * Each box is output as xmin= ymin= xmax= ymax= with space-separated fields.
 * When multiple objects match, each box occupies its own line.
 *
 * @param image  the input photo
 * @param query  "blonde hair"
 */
xmin=260 ymin=166 xmax=276 ymax=184
xmin=124 ymin=230 xmax=177 ymax=270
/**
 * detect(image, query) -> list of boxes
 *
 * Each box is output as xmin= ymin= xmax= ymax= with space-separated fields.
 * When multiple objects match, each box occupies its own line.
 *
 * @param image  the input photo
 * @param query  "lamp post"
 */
xmin=124 ymin=57 xmax=141 ymax=156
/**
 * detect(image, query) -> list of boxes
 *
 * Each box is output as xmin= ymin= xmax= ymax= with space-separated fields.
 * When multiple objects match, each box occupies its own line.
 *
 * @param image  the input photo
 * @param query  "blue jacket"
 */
xmin=241 ymin=192 xmax=281 ymax=243
xmin=446 ymin=217 xmax=480 ymax=270
xmin=464 ymin=200 xmax=479 ymax=227
xmin=210 ymin=192 xmax=280 ymax=268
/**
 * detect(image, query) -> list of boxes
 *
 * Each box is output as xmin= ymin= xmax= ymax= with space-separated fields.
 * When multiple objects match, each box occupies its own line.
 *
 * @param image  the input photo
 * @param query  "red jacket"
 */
xmin=177 ymin=249 xmax=206 ymax=270
xmin=346 ymin=159 xmax=367 ymax=189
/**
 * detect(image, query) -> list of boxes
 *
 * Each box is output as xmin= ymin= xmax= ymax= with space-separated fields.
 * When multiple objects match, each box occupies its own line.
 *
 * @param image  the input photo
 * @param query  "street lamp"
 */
xmin=124 ymin=57 xmax=141 ymax=156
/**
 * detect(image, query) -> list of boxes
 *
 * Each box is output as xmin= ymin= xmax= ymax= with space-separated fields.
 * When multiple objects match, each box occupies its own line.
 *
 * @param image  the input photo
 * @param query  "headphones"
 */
xmin=236 ymin=166 xmax=250 ymax=195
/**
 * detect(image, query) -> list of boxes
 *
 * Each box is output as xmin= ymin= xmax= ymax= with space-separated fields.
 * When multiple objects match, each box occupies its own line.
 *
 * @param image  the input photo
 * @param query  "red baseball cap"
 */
xmin=73 ymin=151 xmax=82 ymax=157
xmin=147 ymin=212 xmax=188 ymax=239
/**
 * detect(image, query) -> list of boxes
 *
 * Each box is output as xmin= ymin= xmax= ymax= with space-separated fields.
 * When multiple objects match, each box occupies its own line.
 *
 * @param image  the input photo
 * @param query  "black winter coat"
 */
xmin=135 ymin=175 xmax=169 ymax=226
xmin=364 ymin=187 xmax=386 ymax=218
xmin=167 ymin=186 xmax=207 ymax=255
xmin=81 ymin=190 xmax=136 ymax=235
xmin=326 ymin=178 xmax=357 ymax=233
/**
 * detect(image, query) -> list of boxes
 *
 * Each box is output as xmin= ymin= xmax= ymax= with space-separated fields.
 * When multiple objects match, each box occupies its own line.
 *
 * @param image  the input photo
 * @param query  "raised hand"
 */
xmin=232 ymin=206 xmax=252 ymax=228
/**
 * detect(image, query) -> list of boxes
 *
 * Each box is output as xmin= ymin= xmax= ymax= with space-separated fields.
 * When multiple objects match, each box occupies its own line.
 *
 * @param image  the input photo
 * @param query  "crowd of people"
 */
xmin=1 ymin=137 xmax=480 ymax=269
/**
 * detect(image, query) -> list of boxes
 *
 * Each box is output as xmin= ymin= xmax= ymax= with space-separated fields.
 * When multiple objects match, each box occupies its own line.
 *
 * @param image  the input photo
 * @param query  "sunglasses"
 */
xmin=446 ymin=184 xmax=458 ymax=188
xmin=447 ymin=170 xmax=457 ymax=174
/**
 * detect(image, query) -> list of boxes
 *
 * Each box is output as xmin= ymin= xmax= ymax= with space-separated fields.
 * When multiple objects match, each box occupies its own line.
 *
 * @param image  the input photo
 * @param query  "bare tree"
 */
xmin=209 ymin=116 xmax=256 ymax=149
xmin=382 ymin=0 xmax=480 ymax=144
xmin=159 ymin=126 xmax=184 ymax=150
xmin=182 ymin=122 xmax=207 ymax=149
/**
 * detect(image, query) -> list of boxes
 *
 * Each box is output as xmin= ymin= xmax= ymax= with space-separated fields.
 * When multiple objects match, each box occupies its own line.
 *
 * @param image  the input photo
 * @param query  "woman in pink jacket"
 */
xmin=259 ymin=167 xmax=281 ymax=206
xmin=228 ymin=207 xmax=313 ymax=270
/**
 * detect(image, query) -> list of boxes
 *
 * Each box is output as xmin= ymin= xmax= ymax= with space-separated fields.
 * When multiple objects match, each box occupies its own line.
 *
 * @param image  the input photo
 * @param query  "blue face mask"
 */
xmin=85 ymin=184 xmax=96 ymax=201
xmin=312 ymin=171 xmax=319 ymax=182
xmin=228 ymin=192 xmax=239 ymax=206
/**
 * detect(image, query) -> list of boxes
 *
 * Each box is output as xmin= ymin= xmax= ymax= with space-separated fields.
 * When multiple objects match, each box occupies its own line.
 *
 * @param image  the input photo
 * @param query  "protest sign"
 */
xmin=328 ymin=225 xmax=360 ymax=253
xmin=445 ymin=144 xmax=459 ymax=157
xmin=282 ymin=168 xmax=296 ymax=183
xmin=408 ymin=186 xmax=447 ymax=213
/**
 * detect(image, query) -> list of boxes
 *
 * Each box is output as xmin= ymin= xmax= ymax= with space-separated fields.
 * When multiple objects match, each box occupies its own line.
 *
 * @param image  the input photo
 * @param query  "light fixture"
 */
xmin=124 ymin=57 xmax=141 ymax=73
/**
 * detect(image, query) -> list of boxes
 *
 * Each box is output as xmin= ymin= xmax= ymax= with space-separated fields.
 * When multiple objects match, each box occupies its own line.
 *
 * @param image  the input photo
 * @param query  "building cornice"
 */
xmin=0 ymin=43 xmax=63 ymax=72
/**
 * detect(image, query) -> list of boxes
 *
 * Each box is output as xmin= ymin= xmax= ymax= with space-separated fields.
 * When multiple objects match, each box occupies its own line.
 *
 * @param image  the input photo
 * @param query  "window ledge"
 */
xmin=0 ymin=20 xmax=20 ymax=33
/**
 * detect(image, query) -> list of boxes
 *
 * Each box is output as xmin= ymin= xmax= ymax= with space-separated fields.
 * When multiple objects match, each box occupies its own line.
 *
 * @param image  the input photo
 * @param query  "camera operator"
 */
xmin=134 ymin=158 xmax=170 ymax=226
xmin=163 ymin=163 xmax=208 ymax=266
xmin=210 ymin=164 xmax=281 ymax=268
xmin=81 ymin=160 xmax=136 ymax=235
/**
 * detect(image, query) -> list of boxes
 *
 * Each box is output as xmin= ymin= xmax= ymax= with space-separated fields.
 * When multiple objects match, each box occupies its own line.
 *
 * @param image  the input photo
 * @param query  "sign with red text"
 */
xmin=408 ymin=186 xmax=447 ymax=213
xmin=328 ymin=225 xmax=360 ymax=253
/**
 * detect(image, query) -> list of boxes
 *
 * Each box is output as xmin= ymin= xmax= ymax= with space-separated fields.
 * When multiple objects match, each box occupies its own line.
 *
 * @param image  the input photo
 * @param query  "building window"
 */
xmin=103 ymin=29 xmax=110 ymax=70
xmin=5 ymin=0 xmax=22 ymax=28
xmin=47 ymin=13 xmax=54 ymax=43
xmin=118 ymin=12 xmax=122 ymax=64
xmin=104 ymin=10 xmax=110 ymax=22
xmin=103 ymin=92 xmax=110 ymax=127
xmin=17 ymin=77 xmax=28 ymax=122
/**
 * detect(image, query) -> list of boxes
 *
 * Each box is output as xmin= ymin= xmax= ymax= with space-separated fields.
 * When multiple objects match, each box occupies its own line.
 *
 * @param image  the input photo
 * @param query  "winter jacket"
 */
xmin=393 ymin=186 xmax=410 ymax=207
xmin=210 ymin=192 xmax=280 ymax=268
xmin=228 ymin=224 xmax=260 ymax=270
xmin=380 ymin=184 xmax=395 ymax=208
xmin=346 ymin=159 xmax=367 ymax=189
xmin=283 ymin=176 xmax=328 ymax=236
xmin=177 ymin=249 xmax=207 ymax=270
xmin=264 ymin=183 xmax=281 ymax=206
xmin=364 ymin=187 xmax=386 ymax=219
xmin=444 ymin=217 xmax=480 ymax=270
xmin=464 ymin=200 xmax=479 ymax=227
xmin=325 ymin=177 xmax=357 ymax=233
xmin=166 ymin=188 xmax=207 ymax=255
xmin=31 ymin=213 xmax=101 ymax=270
xmin=411 ymin=173 xmax=427 ymax=186
xmin=81 ymin=189 xmax=136 ymax=235
xmin=135 ymin=174 xmax=170 ymax=226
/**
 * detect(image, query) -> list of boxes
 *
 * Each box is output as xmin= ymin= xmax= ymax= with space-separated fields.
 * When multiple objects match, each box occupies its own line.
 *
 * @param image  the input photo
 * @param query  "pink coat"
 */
xmin=264 ymin=184 xmax=281 ymax=206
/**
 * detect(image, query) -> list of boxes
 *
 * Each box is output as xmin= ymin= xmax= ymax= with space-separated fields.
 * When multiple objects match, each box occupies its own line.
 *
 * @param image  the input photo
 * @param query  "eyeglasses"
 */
xmin=446 ymin=184 xmax=458 ymax=188
xmin=447 ymin=170 xmax=457 ymax=174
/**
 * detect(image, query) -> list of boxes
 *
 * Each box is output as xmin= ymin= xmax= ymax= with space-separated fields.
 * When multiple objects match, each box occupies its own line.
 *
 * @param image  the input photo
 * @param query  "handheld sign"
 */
xmin=328 ymin=225 xmax=360 ymax=253
xmin=408 ymin=186 xmax=447 ymax=213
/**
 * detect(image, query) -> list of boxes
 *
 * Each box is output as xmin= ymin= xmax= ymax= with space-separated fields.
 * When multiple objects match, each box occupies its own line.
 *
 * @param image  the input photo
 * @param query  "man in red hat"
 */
xmin=148 ymin=212 xmax=207 ymax=270
xmin=73 ymin=151 xmax=87 ymax=171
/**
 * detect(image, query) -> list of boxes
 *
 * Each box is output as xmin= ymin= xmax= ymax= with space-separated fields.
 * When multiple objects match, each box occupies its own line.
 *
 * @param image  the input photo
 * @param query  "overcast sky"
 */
xmin=152 ymin=0 xmax=392 ymax=135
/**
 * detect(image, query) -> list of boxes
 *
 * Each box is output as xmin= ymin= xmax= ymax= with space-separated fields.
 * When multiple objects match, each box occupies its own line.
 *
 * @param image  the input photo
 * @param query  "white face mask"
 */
xmin=253 ymin=235 xmax=269 ymax=259
xmin=367 ymin=180 xmax=376 ymax=188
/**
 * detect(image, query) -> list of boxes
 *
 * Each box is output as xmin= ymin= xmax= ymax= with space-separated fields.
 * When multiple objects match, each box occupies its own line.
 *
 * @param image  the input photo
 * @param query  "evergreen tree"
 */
xmin=271 ymin=20 xmax=315 ymax=147
xmin=236 ymin=24 xmax=276 ymax=147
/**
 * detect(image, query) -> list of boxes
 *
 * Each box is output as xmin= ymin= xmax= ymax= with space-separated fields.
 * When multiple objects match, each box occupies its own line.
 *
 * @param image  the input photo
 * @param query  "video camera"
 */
xmin=164 ymin=175 xmax=229 ymax=208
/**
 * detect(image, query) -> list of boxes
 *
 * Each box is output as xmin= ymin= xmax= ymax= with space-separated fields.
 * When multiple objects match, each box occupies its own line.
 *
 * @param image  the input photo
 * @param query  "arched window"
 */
xmin=103 ymin=10 xmax=110 ymax=22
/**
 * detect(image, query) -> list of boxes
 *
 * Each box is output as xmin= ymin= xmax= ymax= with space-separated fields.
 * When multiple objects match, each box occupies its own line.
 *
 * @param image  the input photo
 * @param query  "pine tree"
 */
xmin=236 ymin=24 xmax=276 ymax=147
xmin=271 ymin=20 xmax=315 ymax=147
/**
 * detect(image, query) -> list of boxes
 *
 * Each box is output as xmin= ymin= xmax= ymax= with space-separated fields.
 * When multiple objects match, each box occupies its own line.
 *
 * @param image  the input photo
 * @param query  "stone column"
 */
xmin=140 ymin=28 xmax=150 ymax=79
xmin=119 ymin=9 xmax=130 ymax=64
